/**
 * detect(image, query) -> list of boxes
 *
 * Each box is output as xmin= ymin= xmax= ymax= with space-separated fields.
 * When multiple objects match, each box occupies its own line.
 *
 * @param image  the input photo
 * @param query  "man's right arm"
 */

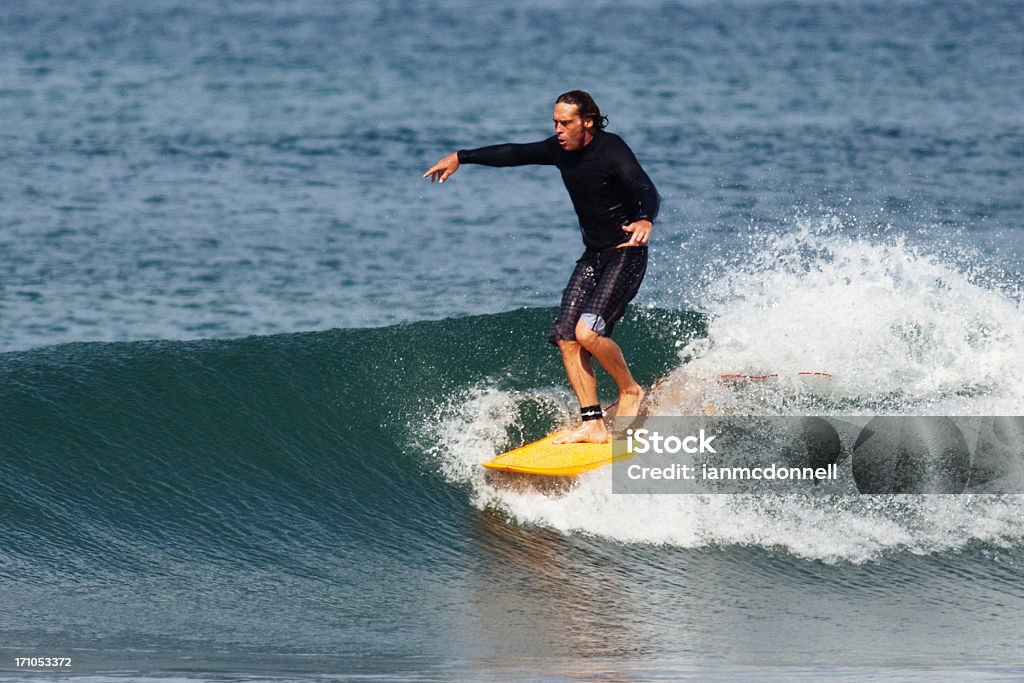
xmin=456 ymin=139 xmax=556 ymax=167
xmin=424 ymin=138 xmax=556 ymax=183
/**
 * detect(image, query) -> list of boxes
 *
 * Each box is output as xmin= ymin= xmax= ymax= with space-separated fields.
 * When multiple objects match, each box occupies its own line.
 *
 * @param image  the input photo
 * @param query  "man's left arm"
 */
xmin=612 ymin=140 xmax=660 ymax=247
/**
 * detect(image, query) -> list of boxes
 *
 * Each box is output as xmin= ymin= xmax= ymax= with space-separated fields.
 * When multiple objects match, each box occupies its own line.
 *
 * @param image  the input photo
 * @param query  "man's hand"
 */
xmin=619 ymin=219 xmax=652 ymax=246
xmin=424 ymin=153 xmax=460 ymax=183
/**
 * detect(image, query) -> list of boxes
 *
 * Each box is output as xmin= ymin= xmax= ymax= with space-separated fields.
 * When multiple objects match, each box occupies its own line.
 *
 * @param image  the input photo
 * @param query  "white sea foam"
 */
xmin=430 ymin=223 xmax=1024 ymax=563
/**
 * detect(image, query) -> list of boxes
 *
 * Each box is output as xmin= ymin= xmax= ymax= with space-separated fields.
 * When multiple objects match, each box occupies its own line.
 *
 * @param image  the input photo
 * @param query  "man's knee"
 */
xmin=574 ymin=318 xmax=602 ymax=347
xmin=557 ymin=338 xmax=582 ymax=355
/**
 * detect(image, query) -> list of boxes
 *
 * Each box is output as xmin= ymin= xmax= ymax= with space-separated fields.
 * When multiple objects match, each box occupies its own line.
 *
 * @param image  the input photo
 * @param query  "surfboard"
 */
xmin=481 ymin=431 xmax=616 ymax=477
xmin=481 ymin=391 xmax=640 ymax=478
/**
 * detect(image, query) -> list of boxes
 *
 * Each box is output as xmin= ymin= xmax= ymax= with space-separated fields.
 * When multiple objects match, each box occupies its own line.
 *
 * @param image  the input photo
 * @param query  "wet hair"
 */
xmin=555 ymin=90 xmax=608 ymax=130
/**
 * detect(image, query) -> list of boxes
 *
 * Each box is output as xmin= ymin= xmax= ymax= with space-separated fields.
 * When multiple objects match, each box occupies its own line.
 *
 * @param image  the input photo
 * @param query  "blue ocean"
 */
xmin=2 ymin=0 xmax=1023 ymax=680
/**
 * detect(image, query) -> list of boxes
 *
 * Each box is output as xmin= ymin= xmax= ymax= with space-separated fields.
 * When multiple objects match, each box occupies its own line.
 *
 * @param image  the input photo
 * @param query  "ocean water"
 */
xmin=2 ymin=0 xmax=1023 ymax=680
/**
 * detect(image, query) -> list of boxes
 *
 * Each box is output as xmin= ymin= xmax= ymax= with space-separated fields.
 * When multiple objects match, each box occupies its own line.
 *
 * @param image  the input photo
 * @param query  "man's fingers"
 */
xmin=424 ymin=167 xmax=452 ymax=182
xmin=618 ymin=223 xmax=650 ymax=247
xmin=423 ymin=161 xmax=445 ymax=180
xmin=425 ymin=153 xmax=459 ymax=183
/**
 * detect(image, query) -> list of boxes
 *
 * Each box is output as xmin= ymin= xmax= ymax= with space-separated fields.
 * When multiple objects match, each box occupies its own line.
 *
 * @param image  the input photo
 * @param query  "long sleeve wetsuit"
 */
xmin=457 ymin=131 xmax=660 ymax=251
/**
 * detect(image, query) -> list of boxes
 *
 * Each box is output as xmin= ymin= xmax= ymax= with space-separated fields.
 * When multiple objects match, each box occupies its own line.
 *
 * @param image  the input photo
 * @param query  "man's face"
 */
xmin=553 ymin=102 xmax=594 ymax=151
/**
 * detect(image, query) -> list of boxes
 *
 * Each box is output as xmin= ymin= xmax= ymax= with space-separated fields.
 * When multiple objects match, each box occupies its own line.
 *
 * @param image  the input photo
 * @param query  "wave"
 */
xmin=0 ymin=307 xmax=694 ymax=582
xmin=4 ymin=227 xmax=1024 ymax=570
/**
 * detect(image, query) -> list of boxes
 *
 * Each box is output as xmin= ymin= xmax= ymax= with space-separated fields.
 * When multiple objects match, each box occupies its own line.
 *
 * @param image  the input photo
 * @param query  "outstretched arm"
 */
xmin=424 ymin=139 xmax=557 ymax=183
xmin=424 ymin=153 xmax=460 ymax=183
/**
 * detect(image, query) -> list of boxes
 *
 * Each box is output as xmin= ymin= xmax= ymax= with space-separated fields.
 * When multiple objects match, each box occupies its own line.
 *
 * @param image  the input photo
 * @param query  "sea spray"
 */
xmin=430 ymin=225 xmax=1024 ymax=562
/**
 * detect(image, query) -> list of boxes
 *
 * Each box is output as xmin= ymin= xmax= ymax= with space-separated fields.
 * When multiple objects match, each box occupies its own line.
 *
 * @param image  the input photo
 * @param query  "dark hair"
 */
xmin=556 ymin=90 xmax=608 ymax=130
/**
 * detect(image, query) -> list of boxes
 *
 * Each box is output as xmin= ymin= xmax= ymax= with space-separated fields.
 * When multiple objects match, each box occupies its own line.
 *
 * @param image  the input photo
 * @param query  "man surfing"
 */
xmin=424 ymin=90 xmax=660 ymax=444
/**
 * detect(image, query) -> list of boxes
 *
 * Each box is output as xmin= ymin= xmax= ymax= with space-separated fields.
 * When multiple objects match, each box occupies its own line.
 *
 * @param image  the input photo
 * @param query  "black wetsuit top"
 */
xmin=457 ymin=130 xmax=660 ymax=251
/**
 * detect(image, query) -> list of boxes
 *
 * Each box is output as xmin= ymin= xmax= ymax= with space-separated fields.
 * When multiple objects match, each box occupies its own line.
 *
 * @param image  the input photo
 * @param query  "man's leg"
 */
xmin=549 ymin=254 xmax=610 ymax=443
xmin=549 ymin=247 xmax=647 ymax=444
xmin=569 ymin=247 xmax=648 ymax=421
xmin=573 ymin=322 xmax=645 ymax=418
xmin=553 ymin=340 xmax=608 ymax=443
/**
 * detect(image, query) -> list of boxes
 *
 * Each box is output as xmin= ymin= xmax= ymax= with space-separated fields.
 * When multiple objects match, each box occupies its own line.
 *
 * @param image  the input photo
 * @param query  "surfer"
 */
xmin=425 ymin=90 xmax=659 ymax=444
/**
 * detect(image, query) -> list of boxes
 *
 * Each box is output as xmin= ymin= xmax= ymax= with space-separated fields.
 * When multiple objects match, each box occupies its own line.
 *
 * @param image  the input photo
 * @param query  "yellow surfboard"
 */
xmin=482 ymin=386 xmax=654 ymax=478
xmin=481 ymin=431 xmax=616 ymax=477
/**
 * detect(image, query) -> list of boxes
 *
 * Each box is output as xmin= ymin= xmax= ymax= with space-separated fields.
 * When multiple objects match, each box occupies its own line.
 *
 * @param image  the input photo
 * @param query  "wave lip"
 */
xmin=678 ymin=221 xmax=1024 ymax=415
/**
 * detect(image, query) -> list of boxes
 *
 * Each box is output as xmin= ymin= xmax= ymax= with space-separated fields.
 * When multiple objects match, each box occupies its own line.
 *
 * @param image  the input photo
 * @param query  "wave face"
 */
xmin=0 ymin=307 xmax=692 ymax=585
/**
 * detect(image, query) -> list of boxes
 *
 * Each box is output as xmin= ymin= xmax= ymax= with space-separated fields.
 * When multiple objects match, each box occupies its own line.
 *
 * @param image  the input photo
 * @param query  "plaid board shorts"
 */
xmin=548 ymin=245 xmax=648 ymax=346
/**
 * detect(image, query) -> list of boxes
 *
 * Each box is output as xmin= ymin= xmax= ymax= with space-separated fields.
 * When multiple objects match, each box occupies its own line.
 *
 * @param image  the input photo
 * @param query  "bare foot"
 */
xmin=616 ymin=384 xmax=646 ymax=418
xmin=553 ymin=420 xmax=609 ymax=444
